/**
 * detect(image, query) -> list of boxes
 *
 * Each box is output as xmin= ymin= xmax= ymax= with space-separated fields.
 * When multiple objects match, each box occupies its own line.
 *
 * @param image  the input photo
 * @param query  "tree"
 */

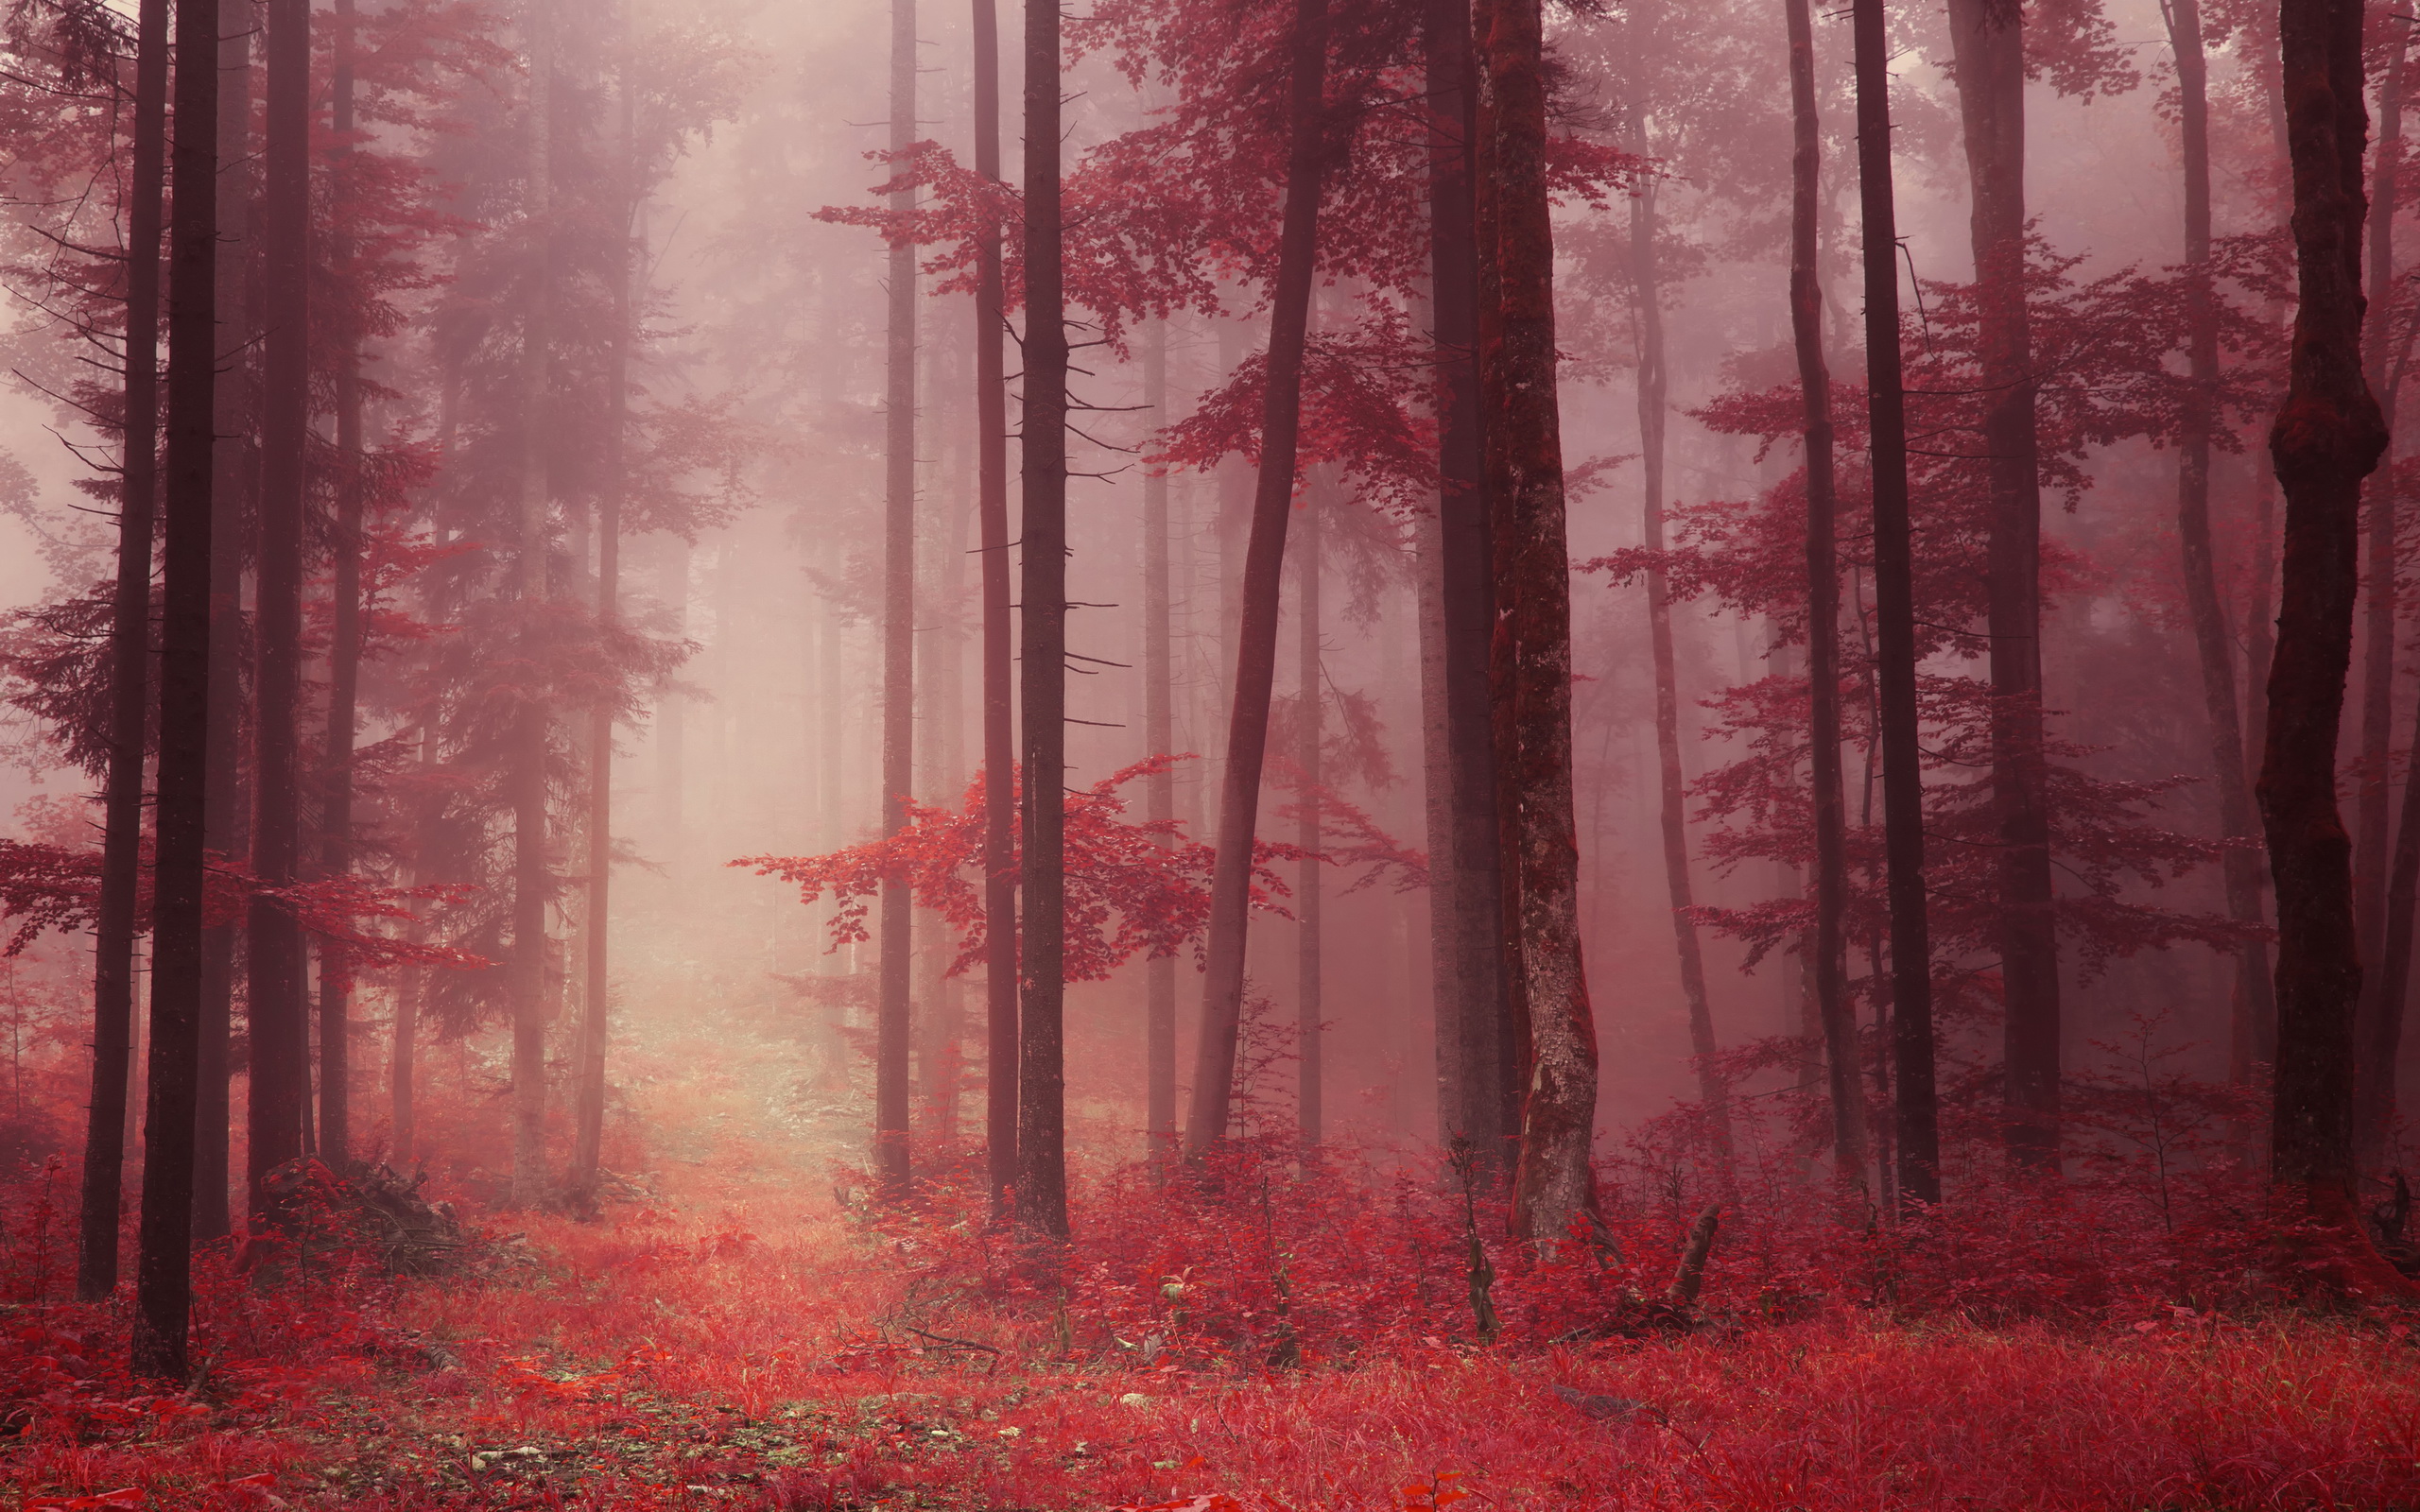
xmin=1851 ymin=0 xmax=1938 ymax=1209
xmin=248 ymin=0 xmax=311 ymax=1219
xmin=1782 ymin=0 xmax=1865 ymax=1186
xmin=76 ymin=0 xmax=166 ymax=1305
xmin=876 ymin=0 xmax=917 ymax=1203
xmin=132 ymin=0 xmax=218 ymax=1382
xmin=1183 ymin=0 xmax=1333 ymax=1157
xmin=2262 ymin=0 xmax=2391 ymax=1238
xmin=1018 ymin=0 xmax=1074 ymax=1237
xmin=1143 ymin=318 xmax=1177 ymax=1158
xmin=1476 ymin=0 xmax=1596 ymax=1246
xmin=509 ymin=0 xmax=553 ymax=1209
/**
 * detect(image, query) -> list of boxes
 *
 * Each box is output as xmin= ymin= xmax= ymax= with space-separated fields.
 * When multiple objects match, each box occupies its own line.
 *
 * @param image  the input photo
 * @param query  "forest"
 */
xmin=0 ymin=0 xmax=2411 ymax=1504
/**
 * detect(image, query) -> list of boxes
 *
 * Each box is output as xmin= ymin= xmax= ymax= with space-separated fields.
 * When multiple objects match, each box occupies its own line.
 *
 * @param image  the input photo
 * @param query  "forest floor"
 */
xmin=6 ymin=1003 xmax=2420 ymax=1510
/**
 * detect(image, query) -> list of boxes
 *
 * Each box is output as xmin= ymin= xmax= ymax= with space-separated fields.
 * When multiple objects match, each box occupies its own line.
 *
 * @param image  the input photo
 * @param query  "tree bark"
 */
xmin=1475 ymin=0 xmax=1598 ymax=1247
xmin=1295 ymin=486 xmax=1322 ymax=1148
xmin=1143 ymin=318 xmax=1177 ymax=1160
xmin=2264 ymin=0 xmax=2390 ymax=1217
xmin=78 ymin=0 xmax=168 ymax=1303
xmin=876 ymin=0 xmax=918 ymax=1203
xmin=134 ymin=0 xmax=219 ymax=1381
xmin=1852 ymin=0 xmax=1940 ymax=1209
xmin=510 ymin=0 xmax=553 ymax=1209
xmin=193 ymin=7 xmax=251 ymax=1244
xmin=1784 ymin=0 xmax=1867 ymax=1186
xmin=248 ymin=0 xmax=312 ymax=1216
xmin=2353 ymin=18 xmax=2411 ymax=1171
xmin=1944 ymin=0 xmax=2061 ymax=1168
xmin=1017 ymin=0 xmax=1073 ymax=1237
xmin=972 ymin=0 xmax=1018 ymax=1217
xmin=1622 ymin=6 xmax=1730 ymax=1162
xmin=2161 ymin=0 xmax=2278 ymax=1157
xmin=1182 ymin=0 xmax=1332 ymax=1156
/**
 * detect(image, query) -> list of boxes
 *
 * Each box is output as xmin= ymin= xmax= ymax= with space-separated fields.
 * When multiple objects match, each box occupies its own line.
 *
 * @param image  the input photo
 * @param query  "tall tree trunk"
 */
xmin=510 ymin=0 xmax=554 ymax=1209
xmin=1784 ymin=0 xmax=1867 ymax=1186
xmin=574 ymin=3 xmax=639 ymax=1204
xmin=193 ymin=8 xmax=251 ymax=1244
xmin=1944 ymin=0 xmax=2061 ymax=1167
xmin=1016 ymin=0 xmax=1073 ymax=1238
xmin=1622 ymin=14 xmax=1730 ymax=1161
xmin=1182 ymin=0 xmax=1332 ymax=1155
xmin=134 ymin=0 xmax=219 ymax=1381
xmin=1423 ymin=0 xmax=1512 ymax=1166
xmin=2162 ymin=0 xmax=2278 ymax=1155
xmin=248 ymin=0 xmax=311 ymax=1216
xmin=1143 ymin=318 xmax=1177 ymax=1160
xmin=317 ymin=0 xmax=362 ymax=1172
xmin=1476 ymin=0 xmax=1598 ymax=1246
xmin=971 ymin=0 xmax=1017 ymax=1215
xmin=2264 ymin=0 xmax=2392 ymax=1231
xmin=2353 ymin=20 xmax=2411 ymax=1171
xmin=877 ymin=0 xmax=918 ymax=1202
xmin=1295 ymin=489 xmax=1322 ymax=1148
xmin=1852 ymin=0 xmax=1941 ymax=1209
xmin=78 ymin=0 xmax=168 ymax=1303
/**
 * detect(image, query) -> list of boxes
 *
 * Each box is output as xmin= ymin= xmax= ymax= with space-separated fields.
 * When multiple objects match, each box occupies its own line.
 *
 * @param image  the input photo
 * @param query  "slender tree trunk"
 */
xmin=1943 ymin=0 xmax=2061 ymax=1168
xmin=2265 ymin=0 xmax=2393 ymax=1230
xmin=316 ymin=0 xmax=362 ymax=1172
xmin=78 ymin=0 xmax=169 ymax=1303
xmin=972 ymin=0 xmax=1018 ymax=1216
xmin=193 ymin=8 xmax=251 ymax=1244
xmin=1143 ymin=318 xmax=1177 ymax=1160
xmin=1295 ymin=489 xmax=1322 ymax=1148
xmin=1423 ymin=0 xmax=1512 ymax=1165
xmin=2354 ymin=21 xmax=2411 ymax=1170
xmin=1622 ymin=23 xmax=1729 ymax=1161
xmin=1183 ymin=0 xmax=1332 ymax=1155
xmin=1476 ymin=0 xmax=1598 ymax=1246
xmin=1852 ymin=0 xmax=1940 ymax=1209
xmin=2161 ymin=0 xmax=2278 ymax=1155
xmin=1785 ymin=0 xmax=1867 ymax=1186
xmin=510 ymin=0 xmax=554 ymax=1209
xmin=876 ymin=0 xmax=918 ymax=1202
xmin=1017 ymin=0 xmax=1073 ymax=1238
xmin=574 ymin=4 xmax=639 ymax=1203
xmin=134 ymin=0 xmax=219 ymax=1381
xmin=248 ymin=0 xmax=311 ymax=1216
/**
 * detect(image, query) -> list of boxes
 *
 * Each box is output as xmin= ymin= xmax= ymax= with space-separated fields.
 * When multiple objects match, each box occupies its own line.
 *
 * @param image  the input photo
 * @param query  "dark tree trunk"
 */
xmin=1295 ymin=490 xmax=1322 ymax=1148
xmin=317 ymin=0 xmax=362 ymax=1172
xmin=1621 ymin=9 xmax=1729 ymax=1161
xmin=1422 ymin=0 xmax=1512 ymax=1167
xmin=134 ymin=0 xmax=220 ymax=1381
xmin=247 ymin=0 xmax=311 ymax=1216
xmin=193 ymin=8 xmax=251 ymax=1244
xmin=1142 ymin=318 xmax=1177 ymax=1160
xmin=1785 ymin=0 xmax=1867 ymax=1185
xmin=1017 ymin=0 xmax=1073 ymax=1237
xmin=1182 ymin=0 xmax=1332 ymax=1156
xmin=876 ymin=0 xmax=917 ymax=1202
xmin=574 ymin=5 xmax=638 ymax=1203
xmin=2264 ymin=0 xmax=2392 ymax=1228
xmin=1852 ymin=0 xmax=1940 ymax=1209
xmin=972 ymin=0 xmax=1017 ymax=1217
xmin=1944 ymin=0 xmax=2061 ymax=1168
xmin=1475 ymin=0 xmax=1598 ymax=1247
xmin=78 ymin=0 xmax=169 ymax=1303
xmin=2161 ymin=0 xmax=2278 ymax=1151
xmin=2353 ymin=21 xmax=2411 ymax=1171
xmin=510 ymin=0 xmax=553 ymax=1209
